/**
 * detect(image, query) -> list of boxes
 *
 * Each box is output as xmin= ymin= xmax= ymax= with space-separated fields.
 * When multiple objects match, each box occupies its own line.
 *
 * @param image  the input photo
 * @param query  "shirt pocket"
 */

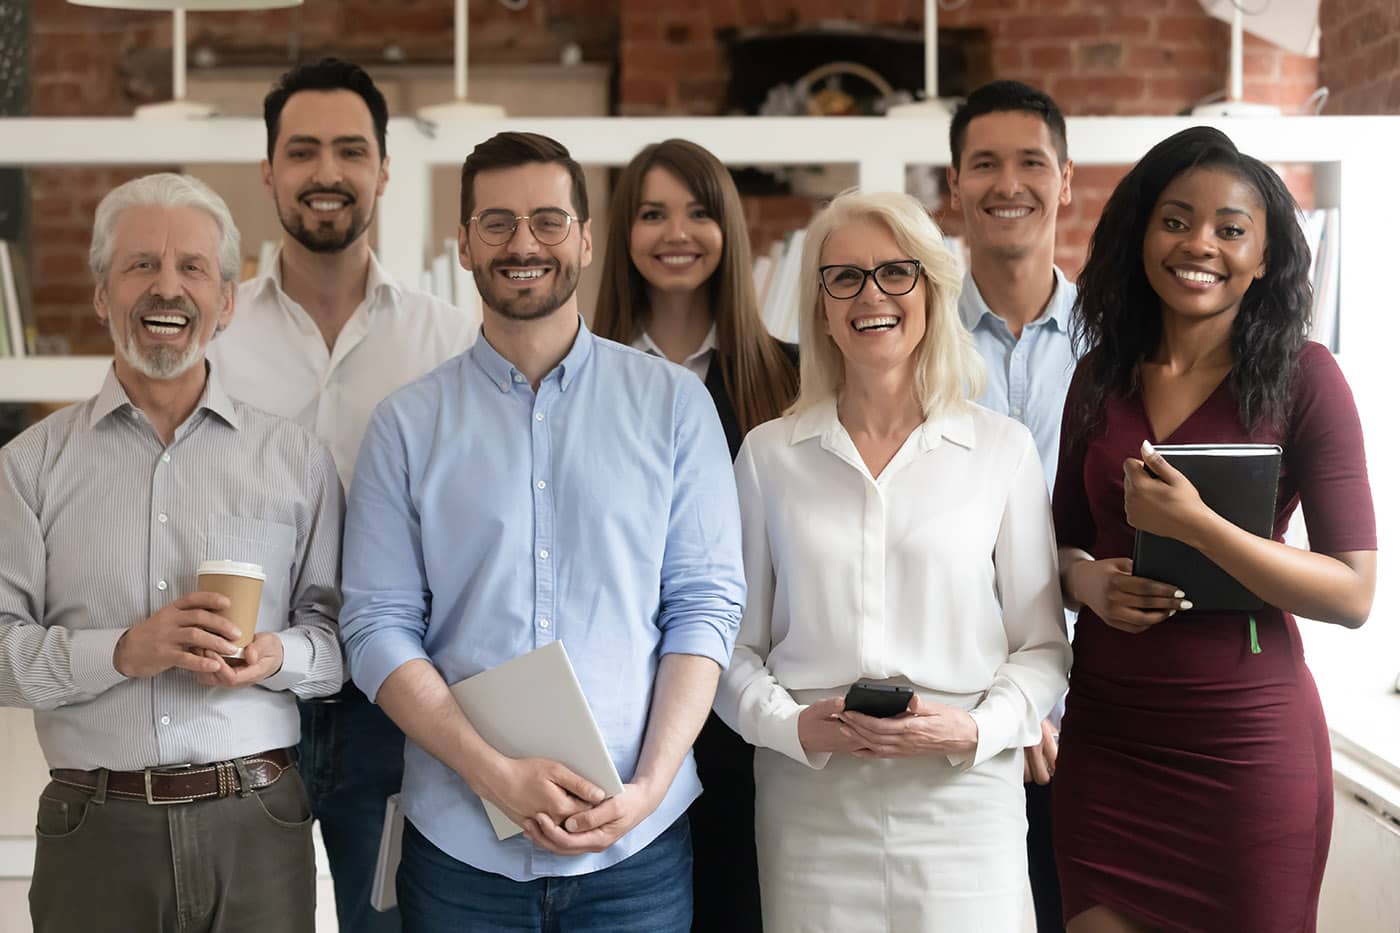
xmin=199 ymin=516 xmax=297 ymax=638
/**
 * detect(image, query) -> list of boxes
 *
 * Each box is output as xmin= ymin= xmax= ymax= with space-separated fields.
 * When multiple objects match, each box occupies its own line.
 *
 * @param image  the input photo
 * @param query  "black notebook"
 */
xmin=1131 ymin=443 xmax=1282 ymax=612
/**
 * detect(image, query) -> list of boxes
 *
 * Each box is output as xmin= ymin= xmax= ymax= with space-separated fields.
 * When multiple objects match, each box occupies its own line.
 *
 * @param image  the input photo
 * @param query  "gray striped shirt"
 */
xmin=0 ymin=364 xmax=344 ymax=770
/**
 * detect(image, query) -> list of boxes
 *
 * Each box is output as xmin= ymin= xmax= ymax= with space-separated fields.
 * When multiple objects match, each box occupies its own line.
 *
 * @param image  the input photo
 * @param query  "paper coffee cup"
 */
xmin=196 ymin=559 xmax=265 ymax=659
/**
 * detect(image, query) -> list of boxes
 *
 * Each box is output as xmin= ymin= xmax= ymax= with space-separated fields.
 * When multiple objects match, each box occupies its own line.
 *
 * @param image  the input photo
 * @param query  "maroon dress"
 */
xmin=1051 ymin=342 xmax=1376 ymax=932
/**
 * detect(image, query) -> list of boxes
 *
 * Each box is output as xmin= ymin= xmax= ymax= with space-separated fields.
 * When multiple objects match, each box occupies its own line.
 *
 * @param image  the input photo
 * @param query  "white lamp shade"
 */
xmin=1198 ymin=0 xmax=1319 ymax=58
xmin=67 ymin=0 xmax=301 ymax=9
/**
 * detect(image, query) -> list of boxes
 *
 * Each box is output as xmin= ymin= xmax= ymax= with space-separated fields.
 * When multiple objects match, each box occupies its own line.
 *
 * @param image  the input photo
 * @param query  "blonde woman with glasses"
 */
xmin=714 ymin=190 xmax=1071 ymax=931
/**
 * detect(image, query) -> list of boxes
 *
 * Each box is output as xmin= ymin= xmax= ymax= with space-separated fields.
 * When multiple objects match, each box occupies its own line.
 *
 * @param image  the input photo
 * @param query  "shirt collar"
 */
xmin=249 ymin=243 xmax=403 ymax=311
xmin=470 ymin=314 xmax=595 ymax=393
xmin=787 ymin=395 xmax=975 ymax=452
xmin=959 ymin=266 xmax=1073 ymax=334
xmin=632 ymin=324 xmax=718 ymax=365
xmin=88 ymin=360 xmax=241 ymax=430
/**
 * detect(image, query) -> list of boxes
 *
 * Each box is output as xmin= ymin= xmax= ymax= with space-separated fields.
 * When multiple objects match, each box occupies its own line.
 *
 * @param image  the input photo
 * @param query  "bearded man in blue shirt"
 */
xmin=340 ymin=131 xmax=746 ymax=932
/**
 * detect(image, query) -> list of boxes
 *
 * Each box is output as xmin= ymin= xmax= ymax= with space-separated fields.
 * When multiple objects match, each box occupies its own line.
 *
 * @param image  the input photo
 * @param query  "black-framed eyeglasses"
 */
xmin=470 ymin=208 xmax=577 ymax=246
xmin=818 ymin=259 xmax=922 ymax=300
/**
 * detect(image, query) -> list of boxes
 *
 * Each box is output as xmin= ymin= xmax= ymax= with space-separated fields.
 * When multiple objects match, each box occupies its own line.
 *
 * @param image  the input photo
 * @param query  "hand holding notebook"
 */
xmin=1127 ymin=441 xmax=1282 ymax=612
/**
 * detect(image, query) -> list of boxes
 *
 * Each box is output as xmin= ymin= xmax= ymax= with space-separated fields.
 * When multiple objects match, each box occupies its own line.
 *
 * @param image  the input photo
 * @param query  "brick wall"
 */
xmin=27 ymin=0 xmax=1329 ymax=348
xmin=619 ymin=0 xmax=1319 ymax=278
xmin=27 ymin=0 xmax=615 ymax=351
xmin=1319 ymin=0 xmax=1400 ymax=114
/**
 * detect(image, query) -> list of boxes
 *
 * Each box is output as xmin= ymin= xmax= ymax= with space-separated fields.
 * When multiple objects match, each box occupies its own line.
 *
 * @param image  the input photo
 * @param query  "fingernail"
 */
xmin=1173 ymin=590 xmax=1185 ymax=599
xmin=1142 ymin=440 xmax=1156 ymax=456
xmin=1180 ymin=600 xmax=1193 ymax=610
xmin=1168 ymin=610 xmax=1177 ymax=617
xmin=564 ymin=818 xmax=577 ymax=832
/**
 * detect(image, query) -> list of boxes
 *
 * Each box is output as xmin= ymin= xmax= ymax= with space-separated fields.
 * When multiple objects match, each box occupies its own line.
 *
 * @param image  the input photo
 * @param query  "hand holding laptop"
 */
xmin=473 ymin=756 xmax=607 ymax=833
xmin=521 ymin=779 xmax=665 ymax=856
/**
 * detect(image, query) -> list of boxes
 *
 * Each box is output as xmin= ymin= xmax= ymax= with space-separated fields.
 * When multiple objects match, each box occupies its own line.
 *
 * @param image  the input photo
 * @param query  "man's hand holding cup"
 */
xmin=113 ymin=592 xmax=244 ymax=678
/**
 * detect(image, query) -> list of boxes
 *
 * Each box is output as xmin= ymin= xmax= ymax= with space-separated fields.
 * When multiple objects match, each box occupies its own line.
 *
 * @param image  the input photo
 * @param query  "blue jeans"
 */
xmin=397 ymin=816 xmax=693 ymax=932
xmin=299 ymin=686 xmax=406 ymax=933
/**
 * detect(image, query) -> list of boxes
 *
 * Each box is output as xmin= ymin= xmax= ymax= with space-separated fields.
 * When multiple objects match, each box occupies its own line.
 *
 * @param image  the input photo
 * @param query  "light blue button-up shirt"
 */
xmin=340 ymin=318 xmax=745 ymax=881
xmin=959 ymin=267 xmax=1079 ymax=492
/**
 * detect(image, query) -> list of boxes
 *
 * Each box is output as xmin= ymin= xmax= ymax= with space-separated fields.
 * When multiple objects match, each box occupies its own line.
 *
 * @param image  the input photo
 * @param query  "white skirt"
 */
xmin=754 ymin=689 xmax=1031 ymax=933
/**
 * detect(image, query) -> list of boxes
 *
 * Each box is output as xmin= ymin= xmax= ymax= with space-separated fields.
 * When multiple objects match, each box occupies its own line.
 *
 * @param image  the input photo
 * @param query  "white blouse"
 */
xmin=714 ymin=397 xmax=1071 ymax=770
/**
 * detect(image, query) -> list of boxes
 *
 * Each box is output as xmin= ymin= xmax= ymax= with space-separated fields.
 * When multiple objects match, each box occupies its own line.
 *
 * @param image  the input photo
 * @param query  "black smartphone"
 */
xmin=842 ymin=682 xmax=913 ymax=718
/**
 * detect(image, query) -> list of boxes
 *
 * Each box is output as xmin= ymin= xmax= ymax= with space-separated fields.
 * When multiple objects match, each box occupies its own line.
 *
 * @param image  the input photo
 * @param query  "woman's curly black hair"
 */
xmin=1068 ymin=126 xmax=1311 ymax=441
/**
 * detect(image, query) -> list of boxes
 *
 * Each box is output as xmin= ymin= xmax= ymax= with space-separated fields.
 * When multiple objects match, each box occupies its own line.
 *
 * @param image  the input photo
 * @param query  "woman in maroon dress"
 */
xmin=1052 ymin=126 xmax=1378 ymax=932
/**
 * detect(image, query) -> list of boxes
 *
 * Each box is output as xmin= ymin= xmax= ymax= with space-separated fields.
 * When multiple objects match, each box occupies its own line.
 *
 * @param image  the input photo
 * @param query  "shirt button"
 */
xmin=157 ymin=513 xmax=169 ymax=523
xmin=499 ymin=381 xmax=509 ymax=391
xmin=534 ymin=412 xmax=544 ymax=422
xmin=536 ymin=480 xmax=546 ymax=490
xmin=159 ymin=715 xmax=171 ymax=726
xmin=1012 ymin=407 xmax=1023 ymax=416
xmin=538 ymin=549 xmax=549 ymax=560
xmin=539 ymin=618 xmax=550 ymax=629
xmin=161 ymin=453 xmax=171 ymax=463
xmin=513 ymin=373 xmax=526 ymax=384
xmin=157 ymin=580 xmax=168 ymax=591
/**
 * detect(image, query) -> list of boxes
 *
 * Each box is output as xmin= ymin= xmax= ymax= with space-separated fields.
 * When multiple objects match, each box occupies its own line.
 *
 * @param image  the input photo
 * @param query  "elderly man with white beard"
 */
xmin=0 ymin=172 xmax=344 ymax=933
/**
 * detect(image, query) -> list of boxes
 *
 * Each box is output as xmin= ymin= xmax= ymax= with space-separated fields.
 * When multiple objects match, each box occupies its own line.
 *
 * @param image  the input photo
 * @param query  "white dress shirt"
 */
xmin=208 ymin=248 xmax=477 ymax=490
xmin=632 ymin=325 xmax=717 ymax=382
xmin=715 ymin=397 xmax=1071 ymax=770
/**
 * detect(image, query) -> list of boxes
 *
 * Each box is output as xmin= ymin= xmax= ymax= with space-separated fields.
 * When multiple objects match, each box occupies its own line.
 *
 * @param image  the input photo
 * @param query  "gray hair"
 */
xmin=89 ymin=172 xmax=241 ymax=283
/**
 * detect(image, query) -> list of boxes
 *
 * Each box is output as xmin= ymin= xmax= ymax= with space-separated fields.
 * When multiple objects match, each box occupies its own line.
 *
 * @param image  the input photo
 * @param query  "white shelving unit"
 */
xmin=2 ymin=113 xmax=1396 ymax=399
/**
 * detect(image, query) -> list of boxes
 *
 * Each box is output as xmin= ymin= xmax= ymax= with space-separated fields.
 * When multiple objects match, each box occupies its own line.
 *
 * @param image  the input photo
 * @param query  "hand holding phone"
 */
xmin=842 ymin=682 xmax=913 ymax=718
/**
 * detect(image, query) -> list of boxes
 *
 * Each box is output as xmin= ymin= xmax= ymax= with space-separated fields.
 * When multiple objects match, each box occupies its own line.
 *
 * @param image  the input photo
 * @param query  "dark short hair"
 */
xmin=459 ymin=132 xmax=589 ymax=226
xmin=950 ymin=80 xmax=1068 ymax=170
xmin=263 ymin=58 xmax=389 ymax=162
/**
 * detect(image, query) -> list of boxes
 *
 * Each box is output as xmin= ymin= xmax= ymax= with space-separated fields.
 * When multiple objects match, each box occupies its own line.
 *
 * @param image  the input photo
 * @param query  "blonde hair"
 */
xmin=790 ymin=189 xmax=983 ymax=417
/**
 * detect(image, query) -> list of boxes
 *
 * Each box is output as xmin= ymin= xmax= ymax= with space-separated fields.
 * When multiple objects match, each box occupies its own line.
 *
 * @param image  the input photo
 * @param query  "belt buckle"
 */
xmin=143 ymin=763 xmax=195 ymax=805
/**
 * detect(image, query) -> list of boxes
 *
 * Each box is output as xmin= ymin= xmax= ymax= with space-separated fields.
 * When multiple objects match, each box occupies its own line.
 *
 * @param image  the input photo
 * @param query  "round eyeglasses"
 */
xmin=818 ymin=259 xmax=922 ymax=300
xmin=470 ymin=208 xmax=578 ymax=246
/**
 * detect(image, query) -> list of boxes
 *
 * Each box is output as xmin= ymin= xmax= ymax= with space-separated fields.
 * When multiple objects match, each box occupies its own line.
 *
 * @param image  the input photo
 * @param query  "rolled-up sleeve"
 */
xmin=654 ymin=378 xmax=745 ymax=666
xmin=341 ymin=401 xmax=435 ymax=701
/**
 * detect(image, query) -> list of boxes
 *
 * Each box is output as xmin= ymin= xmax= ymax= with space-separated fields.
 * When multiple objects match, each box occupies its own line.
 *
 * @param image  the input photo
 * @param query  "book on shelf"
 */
xmin=1131 ymin=443 xmax=1283 ymax=612
xmin=0 ymin=241 xmax=28 ymax=358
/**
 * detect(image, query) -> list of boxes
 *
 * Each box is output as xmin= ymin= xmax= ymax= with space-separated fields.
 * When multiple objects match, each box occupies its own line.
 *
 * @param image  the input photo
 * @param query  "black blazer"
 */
xmin=702 ymin=342 xmax=799 ymax=460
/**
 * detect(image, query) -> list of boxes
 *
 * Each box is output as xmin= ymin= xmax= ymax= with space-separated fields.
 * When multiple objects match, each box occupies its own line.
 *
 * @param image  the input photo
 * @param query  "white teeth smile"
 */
xmin=989 ymin=207 xmax=1032 ymax=219
xmin=659 ymin=255 xmax=699 ymax=266
xmin=142 ymin=314 xmax=189 ymax=335
xmin=1174 ymin=269 xmax=1222 ymax=284
xmin=504 ymin=269 xmax=547 ymax=280
xmin=853 ymin=316 xmax=899 ymax=332
xmin=308 ymin=200 xmax=345 ymax=212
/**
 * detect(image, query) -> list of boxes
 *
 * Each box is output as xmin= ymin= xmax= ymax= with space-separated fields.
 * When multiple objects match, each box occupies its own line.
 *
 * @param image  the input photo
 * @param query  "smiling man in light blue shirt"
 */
xmin=947 ymin=80 xmax=1079 ymax=933
xmin=340 ymin=132 xmax=744 ymax=932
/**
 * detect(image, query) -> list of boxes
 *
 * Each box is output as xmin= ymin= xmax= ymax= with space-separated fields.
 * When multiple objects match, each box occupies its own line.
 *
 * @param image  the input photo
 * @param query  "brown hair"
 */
xmin=459 ymin=131 xmax=589 ymax=225
xmin=594 ymin=139 xmax=797 ymax=436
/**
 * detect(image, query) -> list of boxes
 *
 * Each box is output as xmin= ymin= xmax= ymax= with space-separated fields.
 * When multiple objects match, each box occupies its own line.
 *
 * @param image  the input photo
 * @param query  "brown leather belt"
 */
xmin=50 ymin=748 xmax=293 ymax=805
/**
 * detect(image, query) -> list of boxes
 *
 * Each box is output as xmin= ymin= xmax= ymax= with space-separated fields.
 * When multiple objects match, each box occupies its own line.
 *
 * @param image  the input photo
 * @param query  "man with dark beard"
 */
xmin=1 ymin=173 xmax=343 ymax=933
xmin=206 ymin=58 xmax=473 ymax=933
xmin=338 ymin=132 xmax=745 ymax=931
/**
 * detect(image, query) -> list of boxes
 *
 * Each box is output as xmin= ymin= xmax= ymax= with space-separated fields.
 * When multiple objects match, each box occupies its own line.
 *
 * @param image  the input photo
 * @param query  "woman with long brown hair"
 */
xmin=594 ymin=138 xmax=798 ymax=931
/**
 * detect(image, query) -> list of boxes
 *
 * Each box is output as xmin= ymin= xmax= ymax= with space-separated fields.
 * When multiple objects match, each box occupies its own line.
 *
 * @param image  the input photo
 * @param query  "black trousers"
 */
xmin=689 ymin=713 xmax=762 ymax=932
xmin=1027 ymin=777 xmax=1065 ymax=932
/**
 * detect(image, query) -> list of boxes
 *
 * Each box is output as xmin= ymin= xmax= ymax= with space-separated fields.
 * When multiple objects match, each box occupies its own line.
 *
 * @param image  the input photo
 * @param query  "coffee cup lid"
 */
xmin=197 ymin=559 xmax=266 ymax=580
